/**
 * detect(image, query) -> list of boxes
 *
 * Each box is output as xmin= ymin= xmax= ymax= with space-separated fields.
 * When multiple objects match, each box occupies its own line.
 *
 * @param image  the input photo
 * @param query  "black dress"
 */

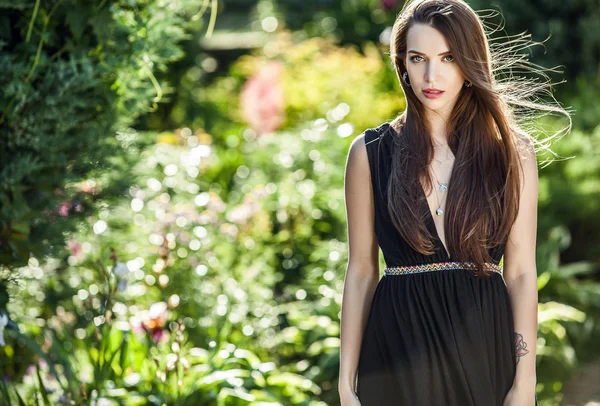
xmin=356 ymin=123 xmax=537 ymax=406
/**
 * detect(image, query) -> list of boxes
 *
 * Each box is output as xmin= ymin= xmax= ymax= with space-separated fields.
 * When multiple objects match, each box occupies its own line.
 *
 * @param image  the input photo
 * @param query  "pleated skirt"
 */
xmin=356 ymin=268 xmax=522 ymax=406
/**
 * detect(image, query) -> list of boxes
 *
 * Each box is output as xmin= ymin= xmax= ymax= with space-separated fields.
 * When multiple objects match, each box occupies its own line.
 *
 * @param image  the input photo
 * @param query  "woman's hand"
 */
xmin=503 ymin=384 xmax=536 ymax=406
xmin=339 ymin=387 xmax=362 ymax=406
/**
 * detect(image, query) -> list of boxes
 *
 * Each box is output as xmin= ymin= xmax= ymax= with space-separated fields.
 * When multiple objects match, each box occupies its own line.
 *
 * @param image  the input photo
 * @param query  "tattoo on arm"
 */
xmin=514 ymin=332 xmax=530 ymax=364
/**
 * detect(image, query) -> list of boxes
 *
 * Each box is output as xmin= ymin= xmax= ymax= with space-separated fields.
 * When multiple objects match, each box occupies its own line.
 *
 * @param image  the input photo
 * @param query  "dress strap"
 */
xmin=363 ymin=124 xmax=390 ymax=205
xmin=364 ymin=131 xmax=382 ymax=146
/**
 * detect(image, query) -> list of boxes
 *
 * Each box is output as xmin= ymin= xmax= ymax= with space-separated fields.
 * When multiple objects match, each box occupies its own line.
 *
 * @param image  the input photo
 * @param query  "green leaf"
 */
xmin=0 ymin=380 xmax=10 ymax=403
xmin=6 ymin=329 xmax=67 ymax=393
xmin=119 ymin=335 xmax=129 ymax=376
xmin=65 ymin=9 xmax=87 ymax=40
xmin=13 ymin=386 xmax=27 ymax=406
xmin=36 ymin=365 xmax=51 ymax=406
xmin=556 ymin=262 xmax=596 ymax=278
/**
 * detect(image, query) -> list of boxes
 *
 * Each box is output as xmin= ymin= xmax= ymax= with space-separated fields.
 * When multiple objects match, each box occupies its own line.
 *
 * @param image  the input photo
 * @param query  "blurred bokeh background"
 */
xmin=0 ymin=0 xmax=598 ymax=404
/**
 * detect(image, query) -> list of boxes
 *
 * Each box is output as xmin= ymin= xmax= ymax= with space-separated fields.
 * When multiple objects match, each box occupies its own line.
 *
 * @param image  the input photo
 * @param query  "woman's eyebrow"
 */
xmin=407 ymin=50 xmax=452 ymax=56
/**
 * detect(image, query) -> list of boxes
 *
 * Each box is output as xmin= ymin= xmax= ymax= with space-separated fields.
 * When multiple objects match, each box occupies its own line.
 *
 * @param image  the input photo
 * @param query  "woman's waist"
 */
xmin=383 ymin=260 xmax=503 ymax=277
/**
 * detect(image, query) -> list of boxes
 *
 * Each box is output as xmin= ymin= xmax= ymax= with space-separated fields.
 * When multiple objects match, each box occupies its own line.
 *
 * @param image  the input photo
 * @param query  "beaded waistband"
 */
xmin=384 ymin=261 xmax=502 ymax=276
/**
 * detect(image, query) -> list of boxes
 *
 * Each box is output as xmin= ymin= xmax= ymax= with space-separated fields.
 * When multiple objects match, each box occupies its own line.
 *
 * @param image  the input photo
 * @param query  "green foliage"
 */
xmin=169 ymin=32 xmax=405 ymax=141
xmin=466 ymin=0 xmax=600 ymax=86
xmin=0 ymin=0 xmax=194 ymax=267
xmin=1 ymin=127 xmax=337 ymax=404
xmin=534 ymin=225 xmax=600 ymax=405
xmin=537 ymin=123 xmax=600 ymax=263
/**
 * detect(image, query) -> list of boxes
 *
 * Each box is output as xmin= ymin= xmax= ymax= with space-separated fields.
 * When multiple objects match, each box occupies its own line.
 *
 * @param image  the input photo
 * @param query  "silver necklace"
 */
xmin=432 ymin=146 xmax=453 ymax=166
xmin=430 ymin=168 xmax=449 ymax=216
xmin=433 ymin=156 xmax=453 ymax=166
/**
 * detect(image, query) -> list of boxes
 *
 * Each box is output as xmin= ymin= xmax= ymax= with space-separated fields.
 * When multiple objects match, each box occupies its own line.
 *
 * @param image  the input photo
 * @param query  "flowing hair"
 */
xmin=384 ymin=0 xmax=571 ymax=275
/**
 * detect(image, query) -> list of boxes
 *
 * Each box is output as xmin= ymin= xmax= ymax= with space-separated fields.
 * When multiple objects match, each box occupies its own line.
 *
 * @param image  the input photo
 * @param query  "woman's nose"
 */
xmin=424 ymin=62 xmax=438 ymax=83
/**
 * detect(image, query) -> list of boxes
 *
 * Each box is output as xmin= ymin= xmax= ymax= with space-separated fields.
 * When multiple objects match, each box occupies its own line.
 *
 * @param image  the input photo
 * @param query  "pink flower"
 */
xmin=57 ymin=202 xmax=70 ymax=217
xmin=136 ymin=302 xmax=169 ymax=343
xmin=240 ymin=61 xmax=286 ymax=136
xmin=67 ymin=240 xmax=82 ymax=257
xmin=24 ymin=364 xmax=36 ymax=377
xmin=129 ymin=317 xmax=145 ymax=335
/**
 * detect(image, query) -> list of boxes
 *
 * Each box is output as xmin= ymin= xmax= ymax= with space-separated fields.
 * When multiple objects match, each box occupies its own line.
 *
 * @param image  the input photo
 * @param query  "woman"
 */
xmin=338 ymin=0 xmax=570 ymax=405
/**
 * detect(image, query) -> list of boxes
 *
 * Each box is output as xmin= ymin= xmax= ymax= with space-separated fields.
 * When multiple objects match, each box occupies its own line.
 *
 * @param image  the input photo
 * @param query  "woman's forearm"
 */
xmin=339 ymin=264 xmax=380 ymax=393
xmin=504 ymin=270 xmax=538 ymax=392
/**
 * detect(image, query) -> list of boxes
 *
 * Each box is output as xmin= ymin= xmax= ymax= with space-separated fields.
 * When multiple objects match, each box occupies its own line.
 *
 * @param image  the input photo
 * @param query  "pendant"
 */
xmin=439 ymin=183 xmax=448 ymax=192
xmin=436 ymin=207 xmax=444 ymax=216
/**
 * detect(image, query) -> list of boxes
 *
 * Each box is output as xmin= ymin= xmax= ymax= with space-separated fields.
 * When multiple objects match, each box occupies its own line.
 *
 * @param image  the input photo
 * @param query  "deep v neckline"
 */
xmin=419 ymin=181 xmax=452 ymax=260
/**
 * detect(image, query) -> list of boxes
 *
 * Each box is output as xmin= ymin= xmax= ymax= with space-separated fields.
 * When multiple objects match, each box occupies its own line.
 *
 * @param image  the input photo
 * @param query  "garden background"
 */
xmin=0 ymin=0 xmax=599 ymax=405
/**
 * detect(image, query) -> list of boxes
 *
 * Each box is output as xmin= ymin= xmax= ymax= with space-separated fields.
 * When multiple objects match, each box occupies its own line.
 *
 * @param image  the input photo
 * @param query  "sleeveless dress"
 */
xmin=356 ymin=122 xmax=538 ymax=406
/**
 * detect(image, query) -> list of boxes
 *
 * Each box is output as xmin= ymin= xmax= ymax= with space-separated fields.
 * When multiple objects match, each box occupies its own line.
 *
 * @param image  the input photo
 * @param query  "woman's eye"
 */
xmin=410 ymin=55 xmax=453 ymax=62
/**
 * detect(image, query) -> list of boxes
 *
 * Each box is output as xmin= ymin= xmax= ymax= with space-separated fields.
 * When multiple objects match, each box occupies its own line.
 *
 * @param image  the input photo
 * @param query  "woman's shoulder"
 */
xmin=347 ymin=122 xmax=390 ymax=169
xmin=360 ymin=121 xmax=399 ymax=147
xmin=350 ymin=120 xmax=403 ymax=166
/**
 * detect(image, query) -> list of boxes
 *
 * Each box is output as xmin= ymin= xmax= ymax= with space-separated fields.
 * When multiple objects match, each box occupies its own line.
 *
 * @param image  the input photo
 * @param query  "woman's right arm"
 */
xmin=338 ymin=133 xmax=381 ymax=403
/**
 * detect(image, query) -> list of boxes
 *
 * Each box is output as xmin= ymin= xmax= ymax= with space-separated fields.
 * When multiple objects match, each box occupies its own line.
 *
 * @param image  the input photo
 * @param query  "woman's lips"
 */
xmin=423 ymin=89 xmax=445 ymax=99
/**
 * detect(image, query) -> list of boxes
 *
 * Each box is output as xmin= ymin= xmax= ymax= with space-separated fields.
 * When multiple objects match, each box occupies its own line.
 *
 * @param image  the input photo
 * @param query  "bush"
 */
xmin=0 ymin=0 xmax=195 ymax=267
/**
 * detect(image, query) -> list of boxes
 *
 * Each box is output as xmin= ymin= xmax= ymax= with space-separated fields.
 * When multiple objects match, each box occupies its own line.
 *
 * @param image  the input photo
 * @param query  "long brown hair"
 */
xmin=384 ymin=0 xmax=571 ymax=274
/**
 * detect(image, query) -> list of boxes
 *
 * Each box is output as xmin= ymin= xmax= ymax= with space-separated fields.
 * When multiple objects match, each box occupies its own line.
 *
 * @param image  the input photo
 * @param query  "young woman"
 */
xmin=339 ymin=0 xmax=570 ymax=405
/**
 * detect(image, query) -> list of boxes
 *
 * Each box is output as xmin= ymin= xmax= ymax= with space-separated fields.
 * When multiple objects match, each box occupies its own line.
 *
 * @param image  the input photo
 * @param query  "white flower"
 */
xmin=0 ymin=313 xmax=8 ymax=347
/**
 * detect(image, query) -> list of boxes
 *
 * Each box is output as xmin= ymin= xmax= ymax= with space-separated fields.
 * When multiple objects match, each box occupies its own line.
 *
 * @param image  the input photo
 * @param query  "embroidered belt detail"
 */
xmin=384 ymin=261 xmax=502 ymax=276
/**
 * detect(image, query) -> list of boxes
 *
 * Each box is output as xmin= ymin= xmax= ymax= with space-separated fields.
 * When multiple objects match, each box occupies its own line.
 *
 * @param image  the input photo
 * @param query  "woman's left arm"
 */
xmin=502 ymin=139 xmax=539 ymax=405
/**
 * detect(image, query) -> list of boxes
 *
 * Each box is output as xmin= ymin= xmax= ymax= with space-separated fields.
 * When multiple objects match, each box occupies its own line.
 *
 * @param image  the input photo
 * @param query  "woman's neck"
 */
xmin=425 ymin=109 xmax=451 ymax=145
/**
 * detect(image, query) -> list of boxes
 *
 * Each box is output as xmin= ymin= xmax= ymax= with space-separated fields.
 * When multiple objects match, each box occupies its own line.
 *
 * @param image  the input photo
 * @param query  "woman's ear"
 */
xmin=394 ymin=60 xmax=404 ymax=76
xmin=399 ymin=60 xmax=408 ymax=77
xmin=396 ymin=64 xmax=406 ymax=82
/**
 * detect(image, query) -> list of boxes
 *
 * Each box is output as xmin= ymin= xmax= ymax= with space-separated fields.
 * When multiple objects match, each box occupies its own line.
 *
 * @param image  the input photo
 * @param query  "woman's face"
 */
xmin=403 ymin=23 xmax=465 ymax=117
